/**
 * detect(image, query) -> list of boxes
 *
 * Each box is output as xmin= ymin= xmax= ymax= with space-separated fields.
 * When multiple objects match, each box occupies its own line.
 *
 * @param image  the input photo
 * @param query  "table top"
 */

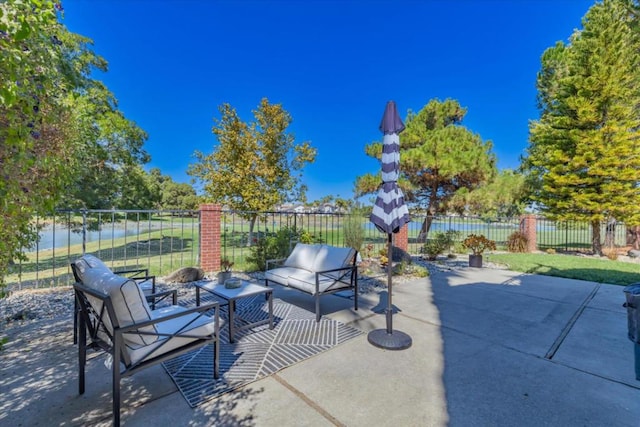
xmin=195 ymin=280 xmax=272 ymax=300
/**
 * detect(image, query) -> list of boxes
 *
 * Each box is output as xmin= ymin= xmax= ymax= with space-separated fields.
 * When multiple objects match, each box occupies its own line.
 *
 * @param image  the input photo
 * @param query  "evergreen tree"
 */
xmin=524 ymin=0 xmax=640 ymax=254
xmin=355 ymin=98 xmax=496 ymax=238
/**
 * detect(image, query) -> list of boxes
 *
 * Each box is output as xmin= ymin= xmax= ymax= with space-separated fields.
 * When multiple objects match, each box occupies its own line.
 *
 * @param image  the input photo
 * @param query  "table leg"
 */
xmin=228 ymin=299 xmax=236 ymax=343
xmin=196 ymin=287 xmax=201 ymax=306
xmin=268 ymin=291 xmax=274 ymax=330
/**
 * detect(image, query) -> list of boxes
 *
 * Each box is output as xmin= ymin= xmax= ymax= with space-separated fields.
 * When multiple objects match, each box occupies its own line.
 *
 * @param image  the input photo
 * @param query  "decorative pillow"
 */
xmin=283 ymin=243 xmax=321 ymax=271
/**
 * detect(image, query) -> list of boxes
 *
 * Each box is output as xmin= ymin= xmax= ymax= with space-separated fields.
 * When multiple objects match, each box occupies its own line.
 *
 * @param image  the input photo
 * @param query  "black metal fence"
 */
xmin=5 ymin=209 xmax=631 ymax=292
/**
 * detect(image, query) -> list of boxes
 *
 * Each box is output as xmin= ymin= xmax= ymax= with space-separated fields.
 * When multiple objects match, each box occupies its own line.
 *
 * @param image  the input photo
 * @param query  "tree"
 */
xmin=1 ymin=1 xmax=83 ymax=288
xmin=161 ymin=181 xmax=200 ymax=211
xmin=0 ymin=0 xmax=151 ymax=288
xmin=355 ymin=98 xmax=496 ymax=238
xmin=189 ymin=98 xmax=316 ymax=244
xmin=449 ymin=169 xmax=527 ymax=218
xmin=523 ymin=0 xmax=640 ymax=254
xmin=58 ymin=86 xmax=150 ymax=209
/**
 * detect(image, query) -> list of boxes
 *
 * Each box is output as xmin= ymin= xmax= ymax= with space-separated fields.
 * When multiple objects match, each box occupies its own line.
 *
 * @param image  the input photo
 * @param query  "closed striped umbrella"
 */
xmin=368 ymin=101 xmax=412 ymax=350
xmin=370 ymin=100 xmax=410 ymax=234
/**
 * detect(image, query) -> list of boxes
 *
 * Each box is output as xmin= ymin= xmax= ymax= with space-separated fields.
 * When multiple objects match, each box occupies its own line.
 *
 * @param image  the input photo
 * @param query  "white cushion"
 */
xmin=73 ymin=255 xmax=111 ymax=283
xmin=126 ymin=306 xmax=219 ymax=364
xmin=283 ymin=243 xmax=320 ymax=270
xmin=312 ymin=245 xmax=355 ymax=273
xmin=78 ymin=263 xmax=157 ymax=346
xmin=287 ymin=271 xmax=346 ymax=295
xmin=265 ymin=267 xmax=300 ymax=286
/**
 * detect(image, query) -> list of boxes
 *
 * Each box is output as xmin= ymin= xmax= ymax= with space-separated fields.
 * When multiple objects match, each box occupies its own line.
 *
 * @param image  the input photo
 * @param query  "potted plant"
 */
xmin=462 ymin=234 xmax=496 ymax=267
xmin=217 ymin=257 xmax=234 ymax=284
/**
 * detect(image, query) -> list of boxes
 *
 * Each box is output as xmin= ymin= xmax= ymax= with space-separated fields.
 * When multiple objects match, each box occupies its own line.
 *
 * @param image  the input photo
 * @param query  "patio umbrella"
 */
xmin=368 ymin=100 xmax=412 ymax=350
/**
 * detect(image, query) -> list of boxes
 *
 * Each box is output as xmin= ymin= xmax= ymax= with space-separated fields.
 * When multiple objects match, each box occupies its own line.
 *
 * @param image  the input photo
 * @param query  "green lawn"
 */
xmin=485 ymin=252 xmax=640 ymax=286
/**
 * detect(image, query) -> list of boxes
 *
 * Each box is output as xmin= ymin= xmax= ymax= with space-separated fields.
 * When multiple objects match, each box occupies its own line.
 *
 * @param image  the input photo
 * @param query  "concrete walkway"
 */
xmin=1 ymin=267 xmax=639 ymax=426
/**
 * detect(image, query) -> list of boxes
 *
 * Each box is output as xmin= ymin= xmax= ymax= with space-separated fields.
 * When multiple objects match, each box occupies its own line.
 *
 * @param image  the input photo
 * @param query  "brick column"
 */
xmin=200 ymin=204 xmax=221 ymax=272
xmin=520 ymin=214 xmax=537 ymax=253
xmin=395 ymin=223 xmax=409 ymax=252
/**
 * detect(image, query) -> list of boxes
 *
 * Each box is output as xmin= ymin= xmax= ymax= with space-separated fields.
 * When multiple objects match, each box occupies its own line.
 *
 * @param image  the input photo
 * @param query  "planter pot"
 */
xmin=217 ymin=271 xmax=232 ymax=284
xmin=469 ymin=254 xmax=483 ymax=268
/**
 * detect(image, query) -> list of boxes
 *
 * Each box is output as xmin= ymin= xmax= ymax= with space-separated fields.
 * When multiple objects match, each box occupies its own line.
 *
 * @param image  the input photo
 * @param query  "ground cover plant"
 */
xmin=486 ymin=252 xmax=640 ymax=286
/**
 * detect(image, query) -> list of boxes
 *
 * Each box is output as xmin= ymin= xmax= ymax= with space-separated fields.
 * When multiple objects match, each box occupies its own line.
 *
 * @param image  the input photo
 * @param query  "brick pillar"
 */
xmin=200 ymin=204 xmax=221 ymax=272
xmin=520 ymin=214 xmax=537 ymax=253
xmin=395 ymin=223 xmax=409 ymax=252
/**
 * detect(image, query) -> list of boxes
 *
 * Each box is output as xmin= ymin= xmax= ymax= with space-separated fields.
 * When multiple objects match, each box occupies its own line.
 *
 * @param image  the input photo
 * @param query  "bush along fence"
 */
xmin=5 ymin=206 xmax=634 ymax=292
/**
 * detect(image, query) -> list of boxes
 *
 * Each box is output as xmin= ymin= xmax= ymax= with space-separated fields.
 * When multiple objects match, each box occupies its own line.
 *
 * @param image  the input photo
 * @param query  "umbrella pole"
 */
xmin=386 ymin=233 xmax=393 ymax=334
xmin=367 ymin=232 xmax=412 ymax=350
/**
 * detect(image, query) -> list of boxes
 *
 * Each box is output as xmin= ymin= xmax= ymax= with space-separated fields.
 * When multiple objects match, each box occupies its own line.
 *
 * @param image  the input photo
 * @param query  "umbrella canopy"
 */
xmin=370 ymin=100 xmax=410 ymax=234
xmin=368 ymin=101 xmax=412 ymax=351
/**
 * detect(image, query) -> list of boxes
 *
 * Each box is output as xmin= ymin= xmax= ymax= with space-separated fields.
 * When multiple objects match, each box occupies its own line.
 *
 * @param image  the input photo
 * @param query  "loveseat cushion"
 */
xmin=287 ymin=270 xmax=351 ymax=295
xmin=74 ymin=257 xmax=157 ymax=346
xmin=283 ymin=243 xmax=321 ymax=270
xmin=125 ymin=305 xmax=219 ymax=364
xmin=265 ymin=266 xmax=301 ymax=286
xmin=312 ymin=245 xmax=355 ymax=273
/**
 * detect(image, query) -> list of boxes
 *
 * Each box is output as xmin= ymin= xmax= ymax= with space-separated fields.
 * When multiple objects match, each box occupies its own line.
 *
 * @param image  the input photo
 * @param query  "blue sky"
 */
xmin=61 ymin=0 xmax=595 ymax=202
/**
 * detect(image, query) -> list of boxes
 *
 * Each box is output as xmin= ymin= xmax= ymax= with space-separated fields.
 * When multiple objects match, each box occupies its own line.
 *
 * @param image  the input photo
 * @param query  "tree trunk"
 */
xmin=627 ymin=226 xmax=640 ymax=250
xmin=246 ymin=215 xmax=257 ymax=247
xmin=417 ymin=215 xmax=434 ymax=243
xmin=604 ymin=218 xmax=616 ymax=248
xmin=417 ymin=194 xmax=438 ymax=243
xmin=591 ymin=220 xmax=602 ymax=255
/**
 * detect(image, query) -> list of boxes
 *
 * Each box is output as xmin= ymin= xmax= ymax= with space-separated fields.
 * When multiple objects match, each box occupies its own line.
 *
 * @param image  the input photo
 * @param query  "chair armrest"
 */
xmin=146 ymin=289 xmax=177 ymax=306
xmin=115 ymin=268 xmax=150 ymax=277
xmin=315 ymin=265 xmax=357 ymax=275
xmin=266 ymin=258 xmax=287 ymax=270
xmin=118 ymin=301 xmax=220 ymax=333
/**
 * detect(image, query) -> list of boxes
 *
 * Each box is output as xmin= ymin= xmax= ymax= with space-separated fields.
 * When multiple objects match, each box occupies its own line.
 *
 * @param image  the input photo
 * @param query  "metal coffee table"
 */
xmin=195 ymin=280 xmax=273 ymax=343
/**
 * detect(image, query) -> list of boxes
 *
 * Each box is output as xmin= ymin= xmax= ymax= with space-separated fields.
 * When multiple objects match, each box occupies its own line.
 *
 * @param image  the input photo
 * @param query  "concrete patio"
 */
xmin=1 ymin=266 xmax=639 ymax=426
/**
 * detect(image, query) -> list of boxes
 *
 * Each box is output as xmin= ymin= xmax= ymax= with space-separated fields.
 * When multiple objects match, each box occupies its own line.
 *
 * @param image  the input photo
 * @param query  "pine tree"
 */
xmin=525 ymin=0 xmax=640 ymax=254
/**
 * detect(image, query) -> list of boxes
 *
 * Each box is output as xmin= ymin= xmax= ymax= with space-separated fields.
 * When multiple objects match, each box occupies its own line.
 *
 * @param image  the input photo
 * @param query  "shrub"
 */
xmin=343 ymin=214 xmax=364 ymax=252
xmin=247 ymin=226 xmax=317 ymax=271
xmin=604 ymin=247 xmax=619 ymax=260
xmin=443 ymin=229 xmax=462 ymax=254
xmin=506 ymin=231 xmax=528 ymax=253
xmin=462 ymin=234 xmax=496 ymax=255
xmin=422 ymin=232 xmax=451 ymax=260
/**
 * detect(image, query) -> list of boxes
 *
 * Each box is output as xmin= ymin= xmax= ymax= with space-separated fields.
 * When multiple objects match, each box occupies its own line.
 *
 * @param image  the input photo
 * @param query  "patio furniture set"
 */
xmin=71 ymin=243 xmax=358 ymax=426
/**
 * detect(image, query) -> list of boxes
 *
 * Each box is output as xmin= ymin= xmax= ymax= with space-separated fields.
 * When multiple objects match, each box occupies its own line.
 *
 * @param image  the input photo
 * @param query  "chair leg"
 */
xmin=78 ymin=315 xmax=86 ymax=395
xmin=354 ymin=274 xmax=358 ymax=311
xmin=213 ymin=340 xmax=219 ymax=379
xmin=113 ymin=341 xmax=121 ymax=427
xmin=73 ymin=297 xmax=78 ymax=345
xmin=316 ymin=295 xmax=321 ymax=322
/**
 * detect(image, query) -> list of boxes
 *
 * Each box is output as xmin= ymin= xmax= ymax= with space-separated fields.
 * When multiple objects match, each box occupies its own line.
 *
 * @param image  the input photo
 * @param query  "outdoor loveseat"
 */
xmin=71 ymin=255 xmax=221 ymax=427
xmin=265 ymin=243 xmax=358 ymax=321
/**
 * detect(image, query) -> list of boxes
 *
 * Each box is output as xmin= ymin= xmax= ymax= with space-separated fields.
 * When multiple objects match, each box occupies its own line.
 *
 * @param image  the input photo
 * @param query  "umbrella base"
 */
xmin=368 ymin=329 xmax=412 ymax=350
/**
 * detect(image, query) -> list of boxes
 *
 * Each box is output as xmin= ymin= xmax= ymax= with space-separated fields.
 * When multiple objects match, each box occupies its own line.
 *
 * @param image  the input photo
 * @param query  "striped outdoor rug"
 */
xmin=162 ymin=295 xmax=363 ymax=408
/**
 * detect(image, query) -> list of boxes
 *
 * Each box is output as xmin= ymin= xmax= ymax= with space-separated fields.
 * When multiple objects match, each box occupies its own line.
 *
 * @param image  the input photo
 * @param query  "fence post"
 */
xmin=200 ymin=204 xmax=221 ymax=273
xmin=396 ymin=223 xmax=409 ymax=252
xmin=520 ymin=214 xmax=537 ymax=252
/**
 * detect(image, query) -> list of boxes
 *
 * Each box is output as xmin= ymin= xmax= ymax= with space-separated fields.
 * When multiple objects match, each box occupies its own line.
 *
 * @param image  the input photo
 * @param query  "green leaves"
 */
xmin=525 ymin=0 xmax=640 ymax=252
xmin=189 ymin=98 xmax=316 ymax=239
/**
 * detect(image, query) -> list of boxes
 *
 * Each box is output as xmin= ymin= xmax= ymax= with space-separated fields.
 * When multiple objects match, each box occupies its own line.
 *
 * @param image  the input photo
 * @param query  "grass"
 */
xmin=485 ymin=252 xmax=640 ymax=286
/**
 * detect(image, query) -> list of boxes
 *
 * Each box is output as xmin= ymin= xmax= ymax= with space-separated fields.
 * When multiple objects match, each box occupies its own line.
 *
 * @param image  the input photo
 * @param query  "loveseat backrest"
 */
xmin=312 ymin=245 xmax=356 ymax=273
xmin=283 ymin=243 xmax=356 ymax=273
xmin=283 ymin=243 xmax=322 ymax=270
